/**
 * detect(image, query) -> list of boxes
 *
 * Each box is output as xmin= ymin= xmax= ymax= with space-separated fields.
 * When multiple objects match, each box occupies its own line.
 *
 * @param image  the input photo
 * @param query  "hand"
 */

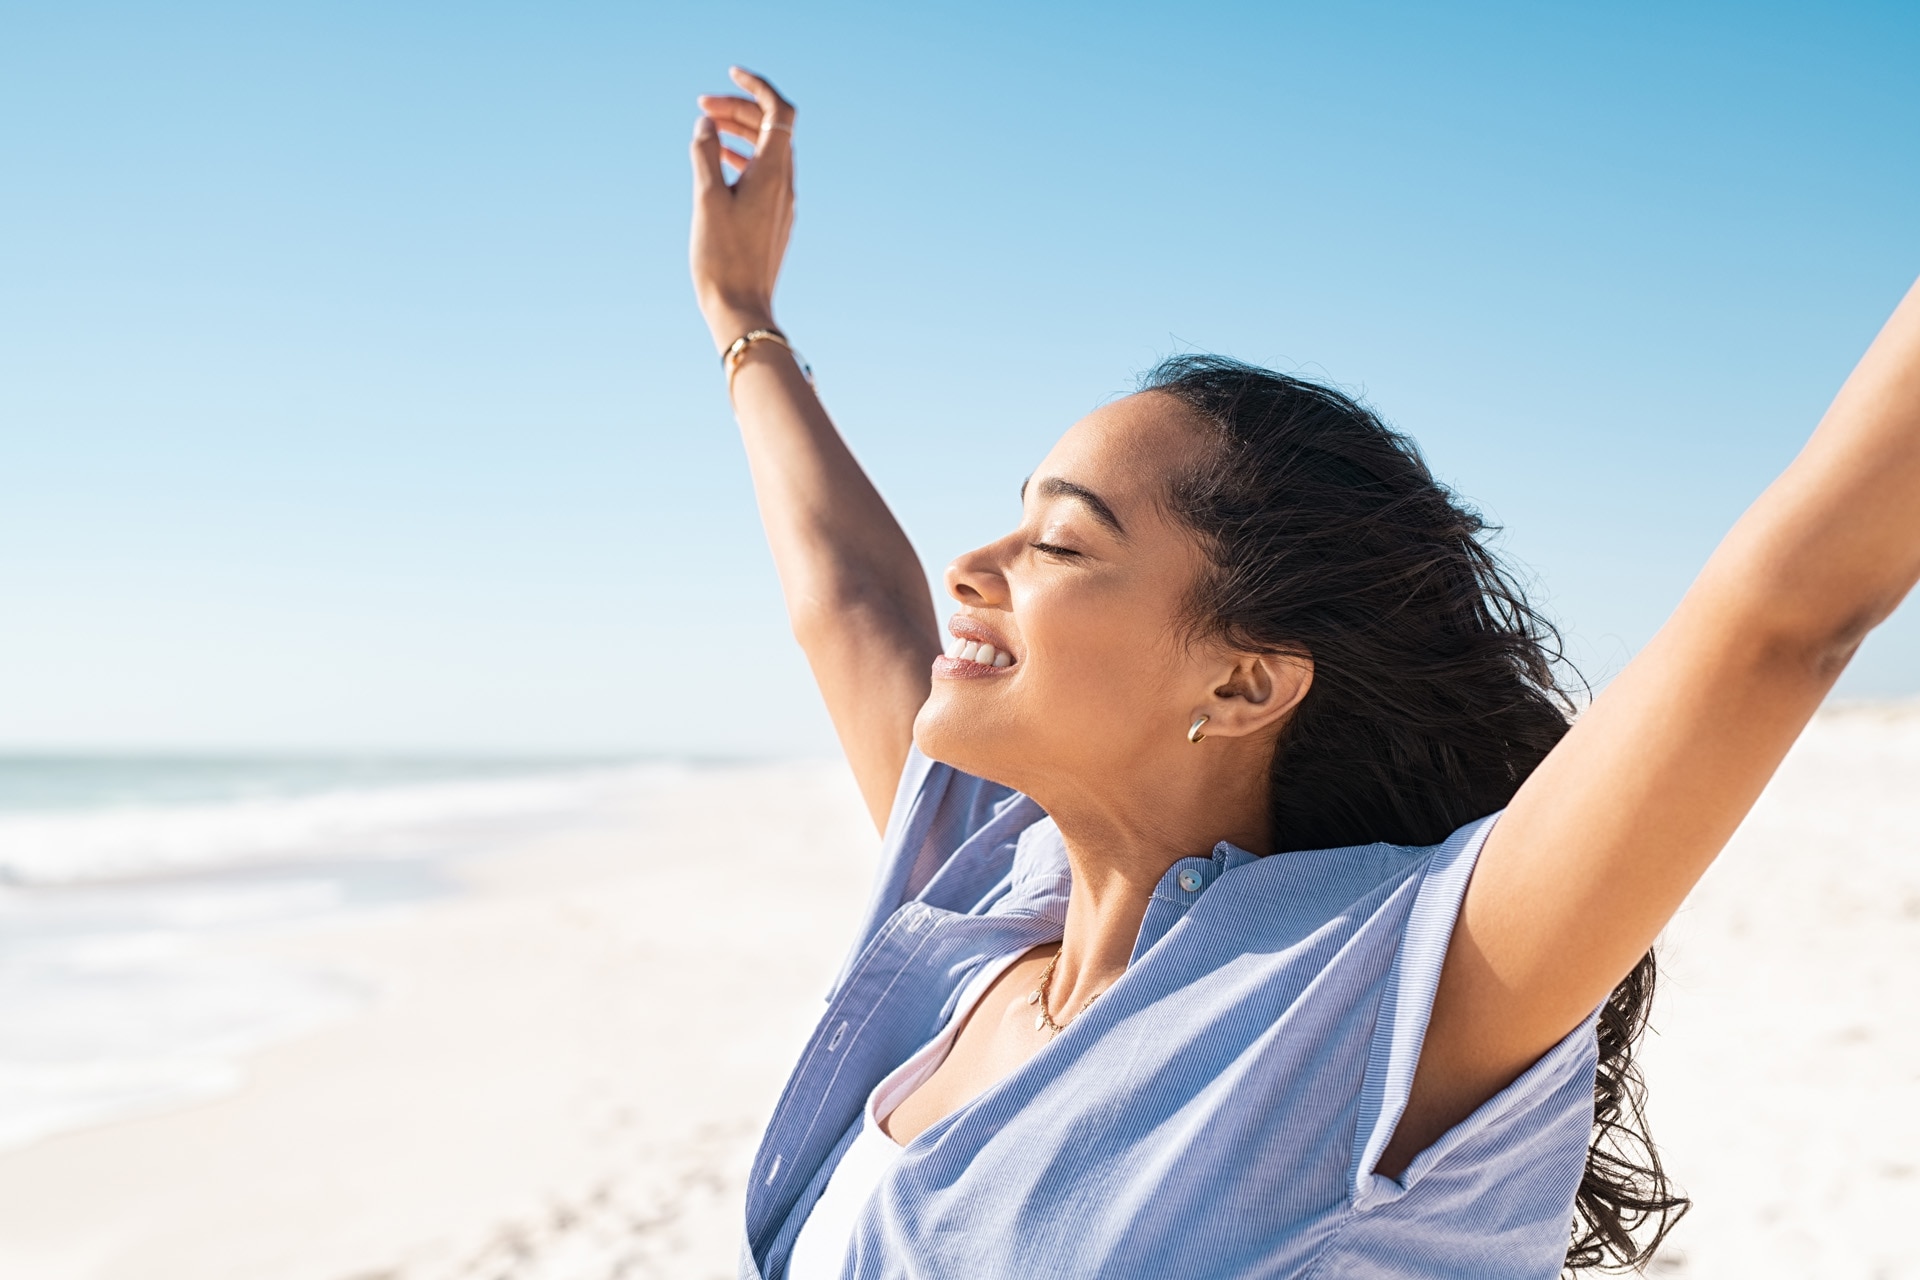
xmin=690 ymin=68 xmax=796 ymax=352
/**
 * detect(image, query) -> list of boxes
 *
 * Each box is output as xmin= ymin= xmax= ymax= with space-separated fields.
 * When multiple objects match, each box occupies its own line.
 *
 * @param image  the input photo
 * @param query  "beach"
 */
xmin=0 ymin=761 xmax=877 ymax=1280
xmin=1636 ymin=703 xmax=1920 ymax=1278
xmin=0 ymin=707 xmax=1915 ymax=1279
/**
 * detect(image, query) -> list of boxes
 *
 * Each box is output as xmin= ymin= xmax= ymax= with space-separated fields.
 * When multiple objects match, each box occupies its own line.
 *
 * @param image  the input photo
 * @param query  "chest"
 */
xmin=880 ymin=947 xmax=1059 ymax=1144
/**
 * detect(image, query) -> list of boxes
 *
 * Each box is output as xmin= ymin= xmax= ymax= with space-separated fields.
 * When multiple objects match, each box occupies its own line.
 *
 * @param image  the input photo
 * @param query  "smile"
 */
xmin=944 ymin=635 xmax=1012 ymax=668
xmin=934 ymin=618 xmax=1017 ymax=679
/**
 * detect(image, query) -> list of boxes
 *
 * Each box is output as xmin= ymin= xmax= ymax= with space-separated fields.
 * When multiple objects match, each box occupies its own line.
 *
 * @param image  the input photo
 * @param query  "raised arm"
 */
xmin=689 ymin=69 xmax=940 ymax=830
xmin=1392 ymin=274 xmax=1920 ymax=1170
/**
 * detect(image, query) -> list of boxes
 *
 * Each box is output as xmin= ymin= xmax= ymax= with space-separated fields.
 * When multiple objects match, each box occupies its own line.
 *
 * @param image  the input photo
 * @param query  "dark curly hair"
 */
xmin=1144 ymin=355 xmax=1688 ymax=1273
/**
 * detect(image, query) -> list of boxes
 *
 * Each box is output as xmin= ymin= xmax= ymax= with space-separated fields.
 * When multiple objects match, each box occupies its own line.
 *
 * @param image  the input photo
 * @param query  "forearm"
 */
xmin=708 ymin=308 xmax=936 ymax=645
xmin=688 ymin=75 xmax=940 ymax=828
xmin=1703 ymin=275 xmax=1920 ymax=657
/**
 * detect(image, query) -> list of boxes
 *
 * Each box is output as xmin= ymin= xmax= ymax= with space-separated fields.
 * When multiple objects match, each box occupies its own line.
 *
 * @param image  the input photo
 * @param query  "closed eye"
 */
xmin=1031 ymin=541 xmax=1083 ymax=559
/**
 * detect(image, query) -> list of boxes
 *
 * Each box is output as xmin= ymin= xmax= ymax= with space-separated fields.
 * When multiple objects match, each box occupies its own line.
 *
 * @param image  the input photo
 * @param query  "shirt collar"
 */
xmin=1128 ymin=841 xmax=1258 ymax=961
xmin=996 ymin=821 xmax=1259 ymax=960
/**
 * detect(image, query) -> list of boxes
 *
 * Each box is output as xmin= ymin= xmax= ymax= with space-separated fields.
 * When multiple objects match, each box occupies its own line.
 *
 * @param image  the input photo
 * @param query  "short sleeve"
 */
xmin=827 ymin=746 xmax=1019 ymax=996
xmin=1346 ymin=811 xmax=1598 ymax=1200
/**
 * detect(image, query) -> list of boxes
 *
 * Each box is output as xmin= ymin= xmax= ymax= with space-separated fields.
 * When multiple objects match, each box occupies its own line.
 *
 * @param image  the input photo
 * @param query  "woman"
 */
xmin=689 ymin=68 xmax=1920 ymax=1279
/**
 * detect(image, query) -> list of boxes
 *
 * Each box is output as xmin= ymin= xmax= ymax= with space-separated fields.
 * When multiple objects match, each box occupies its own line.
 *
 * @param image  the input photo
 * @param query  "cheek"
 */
xmin=914 ymin=575 xmax=1189 ymax=776
xmin=1024 ymin=589 xmax=1177 ymax=720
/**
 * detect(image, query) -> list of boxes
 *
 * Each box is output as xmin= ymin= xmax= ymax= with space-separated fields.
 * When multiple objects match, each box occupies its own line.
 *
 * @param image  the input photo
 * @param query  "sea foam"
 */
xmin=0 ymin=765 xmax=652 ymax=885
xmin=0 ymin=762 xmax=665 ymax=1153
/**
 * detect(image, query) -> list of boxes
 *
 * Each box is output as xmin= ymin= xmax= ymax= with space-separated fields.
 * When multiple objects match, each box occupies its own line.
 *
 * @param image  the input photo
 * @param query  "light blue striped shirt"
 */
xmin=741 ymin=750 xmax=1599 ymax=1279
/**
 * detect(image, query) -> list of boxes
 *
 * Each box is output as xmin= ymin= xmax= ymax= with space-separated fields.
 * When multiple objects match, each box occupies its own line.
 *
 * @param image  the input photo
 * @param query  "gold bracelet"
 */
xmin=721 ymin=327 xmax=814 ymax=397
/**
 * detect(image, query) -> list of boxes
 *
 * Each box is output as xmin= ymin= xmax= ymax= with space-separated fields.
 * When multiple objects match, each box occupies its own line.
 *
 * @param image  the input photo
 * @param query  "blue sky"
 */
xmin=2 ymin=1 xmax=1916 ymax=755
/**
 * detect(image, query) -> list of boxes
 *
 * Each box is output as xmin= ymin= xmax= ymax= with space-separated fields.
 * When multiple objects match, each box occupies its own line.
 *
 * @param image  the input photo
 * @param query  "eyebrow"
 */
xmin=1020 ymin=475 xmax=1127 ymax=538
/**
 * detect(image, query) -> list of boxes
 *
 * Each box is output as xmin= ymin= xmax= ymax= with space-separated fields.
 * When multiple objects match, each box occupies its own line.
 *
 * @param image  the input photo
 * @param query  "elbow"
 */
xmin=1806 ymin=616 xmax=1874 ymax=681
xmin=1712 ymin=532 xmax=1917 ymax=683
xmin=1759 ymin=588 xmax=1906 ymax=682
xmin=788 ymin=601 xmax=838 ymax=652
xmin=787 ymin=579 xmax=933 ymax=655
xmin=1812 ymin=575 xmax=1912 ymax=676
xmin=787 ymin=586 xmax=846 ymax=652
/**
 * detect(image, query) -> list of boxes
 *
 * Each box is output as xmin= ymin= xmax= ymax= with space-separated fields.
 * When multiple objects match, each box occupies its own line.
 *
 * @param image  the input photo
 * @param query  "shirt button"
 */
xmin=1178 ymin=869 xmax=1203 ymax=892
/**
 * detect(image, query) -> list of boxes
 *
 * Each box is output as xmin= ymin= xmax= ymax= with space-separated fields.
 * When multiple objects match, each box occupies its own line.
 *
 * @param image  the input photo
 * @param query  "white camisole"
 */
xmin=785 ymin=952 xmax=1025 ymax=1280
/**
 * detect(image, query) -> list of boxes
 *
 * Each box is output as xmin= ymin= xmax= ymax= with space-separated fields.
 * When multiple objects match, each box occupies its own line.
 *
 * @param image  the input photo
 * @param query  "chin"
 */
xmin=911 ymin=687 xmax=1026 ymax=792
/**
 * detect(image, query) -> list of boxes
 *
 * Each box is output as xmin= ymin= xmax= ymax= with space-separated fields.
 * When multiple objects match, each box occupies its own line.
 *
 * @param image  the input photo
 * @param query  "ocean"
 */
xmin=0 ymin=754 xmax=652 ymax=1152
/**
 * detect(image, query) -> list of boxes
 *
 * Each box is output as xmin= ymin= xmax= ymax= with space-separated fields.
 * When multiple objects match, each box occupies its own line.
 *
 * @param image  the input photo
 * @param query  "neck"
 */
xmin=1034 ymin=742 xmax=1272 ymax=1016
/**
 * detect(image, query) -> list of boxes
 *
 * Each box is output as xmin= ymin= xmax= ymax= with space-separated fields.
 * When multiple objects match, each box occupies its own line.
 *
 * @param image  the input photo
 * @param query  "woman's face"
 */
xmin=913 ymin=392 xmax=1241 ymax=803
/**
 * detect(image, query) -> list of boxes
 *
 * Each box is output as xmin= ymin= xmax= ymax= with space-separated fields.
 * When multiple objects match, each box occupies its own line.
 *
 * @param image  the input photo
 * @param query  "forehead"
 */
xmin=1032 ymin=392 xmax=1210 ymax=513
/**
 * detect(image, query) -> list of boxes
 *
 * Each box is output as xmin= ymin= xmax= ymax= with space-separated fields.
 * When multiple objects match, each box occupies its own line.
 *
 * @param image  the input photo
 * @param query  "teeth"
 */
xmin=944 ymin=633 xmax=1013 ymax=667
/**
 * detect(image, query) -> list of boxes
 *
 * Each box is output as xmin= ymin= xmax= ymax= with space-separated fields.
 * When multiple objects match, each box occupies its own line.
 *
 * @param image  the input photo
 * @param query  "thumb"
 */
xmin=689 ymin=116 xmax=726 ymax=195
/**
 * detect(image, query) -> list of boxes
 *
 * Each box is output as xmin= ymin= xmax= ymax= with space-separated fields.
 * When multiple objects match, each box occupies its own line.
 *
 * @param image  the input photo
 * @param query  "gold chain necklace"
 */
xmin=1027 ymin=952 xmax=1105 ymax=1035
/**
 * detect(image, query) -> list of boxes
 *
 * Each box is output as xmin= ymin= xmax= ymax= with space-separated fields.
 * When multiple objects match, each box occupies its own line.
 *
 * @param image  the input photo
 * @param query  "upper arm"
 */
xmin=793 ymin=585 xmax=942 ymax=832
xmin=725 ymin=352 xmax=944 ymax=832
xmin=1382 ymin=577 xmax=1847 ymax=1172
xmin=1386 ymin=277 xmax=1920 ymax=1170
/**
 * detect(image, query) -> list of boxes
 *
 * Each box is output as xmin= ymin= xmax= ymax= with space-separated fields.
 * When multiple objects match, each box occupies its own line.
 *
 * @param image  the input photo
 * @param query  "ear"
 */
xmin=1192 ymin=651 xmax=1313 ymax=741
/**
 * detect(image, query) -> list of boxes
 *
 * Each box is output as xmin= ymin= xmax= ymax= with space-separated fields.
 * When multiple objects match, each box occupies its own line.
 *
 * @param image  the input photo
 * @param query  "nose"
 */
xmin=944 ymin=537 xmax=1012 ymax=609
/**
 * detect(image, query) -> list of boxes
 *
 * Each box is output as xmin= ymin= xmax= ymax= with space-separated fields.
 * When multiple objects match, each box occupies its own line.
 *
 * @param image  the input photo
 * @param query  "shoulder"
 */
xmin=830 ymin=750 xmax=1049 ymax=992
xmin=1189 ymin=814 xmax=1499 ymax=954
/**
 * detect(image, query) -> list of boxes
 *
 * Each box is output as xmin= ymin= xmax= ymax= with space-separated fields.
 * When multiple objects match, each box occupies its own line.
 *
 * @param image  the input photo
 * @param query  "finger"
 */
xmin=689 ymin=116 xmax=726 ymax=194
xmin=720 ymin=143 xmax=751 ymax=175
xmin=697 ymin=94 xmax=765 ymax=134
xmin=709 ymin=116 xmax=762 ymax=145
xmin=727 ymin=66 xmax=795 ymax=152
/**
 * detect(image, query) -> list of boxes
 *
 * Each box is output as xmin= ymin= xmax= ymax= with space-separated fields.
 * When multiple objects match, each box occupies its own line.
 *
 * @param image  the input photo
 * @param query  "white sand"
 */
xmin=0 ymin=762 xmax=878 ymax=1280
xmin=1638 ymin=704 xmax=1920 ymax=1278
xmin=0 ymin=709 xmax=1914 ymax=1279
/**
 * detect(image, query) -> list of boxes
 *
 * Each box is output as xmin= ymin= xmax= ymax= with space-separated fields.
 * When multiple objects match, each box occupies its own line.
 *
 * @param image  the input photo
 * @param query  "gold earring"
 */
xmin=1187 ymin=715 xmax=1209 ymax=744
